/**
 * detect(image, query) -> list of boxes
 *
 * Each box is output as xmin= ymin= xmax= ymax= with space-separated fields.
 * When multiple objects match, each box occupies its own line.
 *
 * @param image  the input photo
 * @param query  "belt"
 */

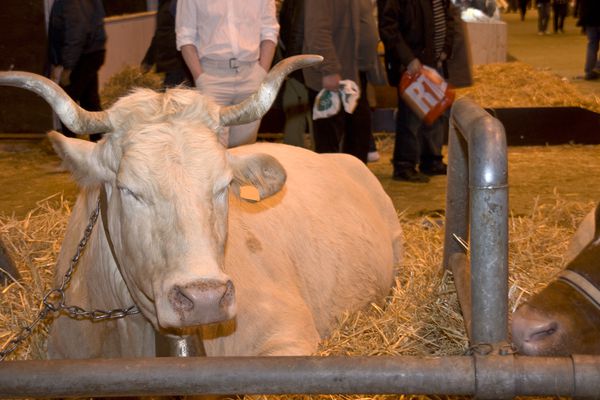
xmin=200 ymin=58 xmax=256 ymax=70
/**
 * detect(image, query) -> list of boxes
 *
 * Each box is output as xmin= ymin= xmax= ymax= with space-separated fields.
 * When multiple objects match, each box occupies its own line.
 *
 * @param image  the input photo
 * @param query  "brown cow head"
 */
xmin=512 ymin=203 xmax=600 ymax=355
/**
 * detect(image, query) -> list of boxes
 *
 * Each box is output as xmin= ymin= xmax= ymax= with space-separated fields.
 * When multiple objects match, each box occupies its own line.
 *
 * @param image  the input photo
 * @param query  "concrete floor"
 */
xmin=501 ymin=11 xmax=598 ymax=97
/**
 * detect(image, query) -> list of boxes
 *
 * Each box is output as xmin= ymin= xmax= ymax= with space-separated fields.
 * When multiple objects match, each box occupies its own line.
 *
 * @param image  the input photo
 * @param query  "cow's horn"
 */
xmin=0 ymin=71 xmax=112 ymax=134
xmin=219 ymin=54 xmax=323 ymax=127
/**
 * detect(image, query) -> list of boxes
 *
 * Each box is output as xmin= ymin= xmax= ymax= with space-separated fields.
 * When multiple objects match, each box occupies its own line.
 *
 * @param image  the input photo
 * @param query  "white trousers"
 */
xmin=195 ymin=61 xmax=267 ymax=147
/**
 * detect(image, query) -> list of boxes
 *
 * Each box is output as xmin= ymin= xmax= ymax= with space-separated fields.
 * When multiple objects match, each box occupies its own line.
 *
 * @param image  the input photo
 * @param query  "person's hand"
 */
xmin=194 ymin=71 xmax=206 ymax=89
xmin=50 ymin=65 xmax=63 ymax=84
xmin=59 ymin=69 xmax=72 ymax=87
xmin=322 ymin=73 xmax=341 ymax=91
xmin=406 ymin=58 xmax=422 ymax=76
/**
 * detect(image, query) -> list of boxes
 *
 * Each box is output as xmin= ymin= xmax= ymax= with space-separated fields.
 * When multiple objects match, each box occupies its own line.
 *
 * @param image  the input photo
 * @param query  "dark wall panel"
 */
xmin=0 ymin=0 xmax=53 ymax=133
xmin=102 ymin=0 xmax=148 ymax=17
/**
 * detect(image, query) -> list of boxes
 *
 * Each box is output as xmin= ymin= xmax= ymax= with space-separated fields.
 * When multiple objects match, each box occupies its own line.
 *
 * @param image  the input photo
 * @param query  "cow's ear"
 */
xmin=228 ymin=153 xmax=286 ymax=201
xmin=48 ymin=130 xmax=114 ymax=186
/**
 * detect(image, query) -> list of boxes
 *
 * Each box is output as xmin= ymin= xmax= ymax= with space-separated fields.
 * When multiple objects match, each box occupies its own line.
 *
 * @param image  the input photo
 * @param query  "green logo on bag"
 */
xmin=317 ymin=91 xmax=333 ymax=111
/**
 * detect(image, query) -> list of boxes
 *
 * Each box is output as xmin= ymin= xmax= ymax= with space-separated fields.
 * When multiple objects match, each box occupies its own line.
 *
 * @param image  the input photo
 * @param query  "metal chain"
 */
xmin=464 ymin=342 xmax=494 ymax=356
xmin=0 ymin=195 xmax=139 ymax=361
xmin=464 ymin=342 xmax=517 ymax=356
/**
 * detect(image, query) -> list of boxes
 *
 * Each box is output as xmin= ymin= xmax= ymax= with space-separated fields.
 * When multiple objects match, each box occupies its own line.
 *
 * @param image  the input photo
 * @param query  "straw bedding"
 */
xmin=100 ymin=66 xmax=164 ymax=109
xmin=456 ymin=62 xmax=600 ymax=113
xmin=0 ymin=194 xmax=592 ymax=370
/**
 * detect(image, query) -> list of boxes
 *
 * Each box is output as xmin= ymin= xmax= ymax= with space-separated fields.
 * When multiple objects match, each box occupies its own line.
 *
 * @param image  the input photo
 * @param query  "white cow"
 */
xmin=0 ymin=56 xmax=402 ymax=358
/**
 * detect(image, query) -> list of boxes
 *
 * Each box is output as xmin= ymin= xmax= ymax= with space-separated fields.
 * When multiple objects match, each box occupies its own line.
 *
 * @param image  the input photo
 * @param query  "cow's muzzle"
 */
xmin=167 ymin=278 xmax=236 ymax=326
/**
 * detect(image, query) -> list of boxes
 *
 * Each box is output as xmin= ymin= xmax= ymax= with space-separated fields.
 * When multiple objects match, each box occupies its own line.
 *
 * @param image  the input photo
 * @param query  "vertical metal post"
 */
xmin=469 ymin=115 xmax=508 ymax=344
xmin=443 ymin=119 xmax=469 ymax=268
xmin=0 ymin=237 xmax=20 ymax=286
xmin=443 ymin=97 xmax=509 ymax=345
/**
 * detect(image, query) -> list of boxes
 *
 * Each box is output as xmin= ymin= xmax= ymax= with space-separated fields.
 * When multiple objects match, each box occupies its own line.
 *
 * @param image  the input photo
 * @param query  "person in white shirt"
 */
xmin=176 ymin=0 xmax=280 ymax=147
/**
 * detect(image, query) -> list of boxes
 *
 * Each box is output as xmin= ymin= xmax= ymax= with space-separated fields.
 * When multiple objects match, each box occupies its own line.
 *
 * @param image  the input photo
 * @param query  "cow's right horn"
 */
xmin=0 ymin=71 xmax=112 ymax=134
xmin=219 ymin=54 xmax=323 ymax=127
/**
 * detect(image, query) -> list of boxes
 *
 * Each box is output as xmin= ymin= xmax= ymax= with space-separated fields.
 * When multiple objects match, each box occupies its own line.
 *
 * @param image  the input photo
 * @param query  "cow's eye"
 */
xmin=118 ymin=186 xmax=142 ymax=202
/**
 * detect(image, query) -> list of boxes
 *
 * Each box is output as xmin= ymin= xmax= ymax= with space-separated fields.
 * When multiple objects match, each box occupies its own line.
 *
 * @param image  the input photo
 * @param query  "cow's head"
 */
xmin=512 ymin=203 xmax=600 ymax=355
xmin=0 ymin=55 xmax=322 ymax=331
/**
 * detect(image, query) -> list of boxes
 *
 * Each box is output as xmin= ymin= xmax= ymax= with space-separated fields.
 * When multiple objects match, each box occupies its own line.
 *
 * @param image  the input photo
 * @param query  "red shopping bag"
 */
xmin=399 ymin=66 xmax=455 ymax=125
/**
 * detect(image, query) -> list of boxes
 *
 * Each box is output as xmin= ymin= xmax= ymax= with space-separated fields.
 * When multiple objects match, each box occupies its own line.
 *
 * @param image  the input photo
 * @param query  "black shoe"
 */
xmin=393 ymin=168 xmax=430 ymax=183
xmin=420 ymin=160 xmax=447 ymax=176
xmin=584 ymin=71 xmax=599 ymax=81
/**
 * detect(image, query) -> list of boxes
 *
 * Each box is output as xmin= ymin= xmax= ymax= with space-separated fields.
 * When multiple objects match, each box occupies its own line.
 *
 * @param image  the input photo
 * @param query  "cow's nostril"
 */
xmin=168 ymin=286 xmax=194 ymax=312
xmin=220 ymin=280 xmax=235 ymax=308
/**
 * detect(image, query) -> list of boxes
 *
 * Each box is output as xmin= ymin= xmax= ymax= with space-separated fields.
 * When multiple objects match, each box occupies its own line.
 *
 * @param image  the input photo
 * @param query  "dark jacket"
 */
xmin=278 ymin=0 xmax=305 ymax=81
xmin=378 ymin=0 xmax=455 ymax=86
xmin=577 ymin=0 xmax=600 ymax=27
xmin=142 ymin=0 xmax=187 ymax=73
xmin=303 ymin=0 xmax=361 ymax=91
xmin=48 ymin=0 xmax=106 ymax=69
xmin=279 ymin=0 xmax=305 ymax=58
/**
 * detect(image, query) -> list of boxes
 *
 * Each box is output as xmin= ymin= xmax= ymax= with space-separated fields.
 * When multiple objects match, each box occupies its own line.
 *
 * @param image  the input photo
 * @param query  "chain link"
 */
xmin=464 ymin=341 xmax=518 ymax=356
xmin=464 ymin=342 xmax=494 ymax=356
xmin=0 ymin=195 xmax=139 ymax=361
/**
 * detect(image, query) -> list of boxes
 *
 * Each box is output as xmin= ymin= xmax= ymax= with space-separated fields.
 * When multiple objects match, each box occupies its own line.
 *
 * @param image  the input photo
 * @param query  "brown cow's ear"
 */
xmin=48 ymin=130 xmax=114 ymax=187
xmin=228 ymin=153 xmax=286 ymax=201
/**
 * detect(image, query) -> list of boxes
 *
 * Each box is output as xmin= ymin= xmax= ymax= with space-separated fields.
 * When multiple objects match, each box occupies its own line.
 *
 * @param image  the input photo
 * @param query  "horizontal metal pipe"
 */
xmin=1 ymin=355 xmax=599 ymax=398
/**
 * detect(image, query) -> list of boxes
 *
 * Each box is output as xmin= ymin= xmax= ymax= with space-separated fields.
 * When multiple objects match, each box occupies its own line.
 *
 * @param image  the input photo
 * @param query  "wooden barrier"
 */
xmin=99 ymin=12 xmax=156 ymax=88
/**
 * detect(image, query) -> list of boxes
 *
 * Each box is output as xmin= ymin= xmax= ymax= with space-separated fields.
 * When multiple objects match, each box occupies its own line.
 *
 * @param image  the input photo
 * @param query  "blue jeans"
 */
xmin=584 ymin=26 xmax=600 ymax=78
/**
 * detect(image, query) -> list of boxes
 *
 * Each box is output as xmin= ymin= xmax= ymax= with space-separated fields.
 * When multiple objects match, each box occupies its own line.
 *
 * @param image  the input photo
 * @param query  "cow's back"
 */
xmin=215 ymin=143 xmax=400 ymax=354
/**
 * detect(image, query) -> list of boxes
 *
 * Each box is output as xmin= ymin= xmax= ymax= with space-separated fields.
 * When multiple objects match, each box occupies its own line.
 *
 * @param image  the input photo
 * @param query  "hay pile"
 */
xmin=0 ymin=194 xmax=592 ymax=371
xmin=0 ymin=194 xmax=71 ymax=361
xmin=100 ymin=65 xmax=164 ymax=109
xmin=456 ymin=62 xmax=600 ymax=113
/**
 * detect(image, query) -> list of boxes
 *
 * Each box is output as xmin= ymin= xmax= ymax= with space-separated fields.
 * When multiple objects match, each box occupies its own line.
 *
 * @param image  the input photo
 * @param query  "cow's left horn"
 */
xmin=0 ymin=71 xmax=112 ymax=134
xmin=219 ymin=54 xmax=323 ymax=127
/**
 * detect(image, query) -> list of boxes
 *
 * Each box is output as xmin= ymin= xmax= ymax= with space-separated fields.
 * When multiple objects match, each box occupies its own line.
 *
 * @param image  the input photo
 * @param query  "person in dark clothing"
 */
xmin=552 ymin=0 xmax=568 ymax=33
xmin=278 ymin=0 xmax=312 ymax=148
xmin=48 ymin=0 xmax=106 ymax=142
xmin=519 ymin=0 xmax=528 ymax=20
xmin=279 ymin=0 xmax=305 ymax=67
xmin=577 ymin=0 xmax=600 ymax=80
xmin=141 ymin=0 xmax=192 ymax=87
xmin=303 ymin=0 xmax=374 ymax=163
xmin=378 ymin=0 xmax=455 ymax=182
xmin=536 ymin=0 xmax=551 ymax=34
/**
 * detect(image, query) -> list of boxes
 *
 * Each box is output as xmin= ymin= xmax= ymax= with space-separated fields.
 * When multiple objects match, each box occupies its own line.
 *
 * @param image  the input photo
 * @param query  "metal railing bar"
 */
xmin=1 ymin=355 xmax=599 ymax=398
